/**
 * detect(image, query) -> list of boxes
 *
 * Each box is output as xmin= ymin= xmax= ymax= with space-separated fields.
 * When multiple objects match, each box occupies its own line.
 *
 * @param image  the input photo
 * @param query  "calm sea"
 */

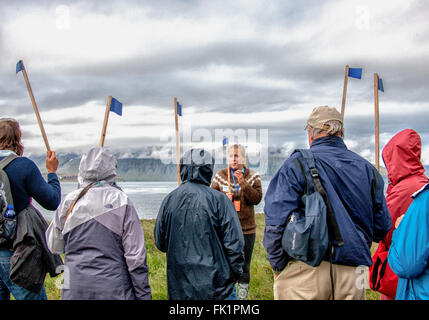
xmin=34 ymin=176 xmax=389 ymax=221
xmin=34 ymin=180 xmax=270 ymax=221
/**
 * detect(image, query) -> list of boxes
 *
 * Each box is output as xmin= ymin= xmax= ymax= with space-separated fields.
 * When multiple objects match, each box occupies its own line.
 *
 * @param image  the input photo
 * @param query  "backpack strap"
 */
xmin=295 ymin=149 xmax=344 ymax=247
xmin=0 ymin=154 xmax=18 ymax=209
xmin=0 ymin=154 xmax=18 ymax=170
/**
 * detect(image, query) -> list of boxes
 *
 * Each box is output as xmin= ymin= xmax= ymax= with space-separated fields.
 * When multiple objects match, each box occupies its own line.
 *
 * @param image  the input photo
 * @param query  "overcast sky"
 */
xmin=1 ymin=0 xmax=429 ymax=165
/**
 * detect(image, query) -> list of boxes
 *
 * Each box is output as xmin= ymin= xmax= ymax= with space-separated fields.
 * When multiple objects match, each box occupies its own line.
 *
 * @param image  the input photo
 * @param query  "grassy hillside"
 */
xmin=43 ymin=214 xmax=380 ymax=300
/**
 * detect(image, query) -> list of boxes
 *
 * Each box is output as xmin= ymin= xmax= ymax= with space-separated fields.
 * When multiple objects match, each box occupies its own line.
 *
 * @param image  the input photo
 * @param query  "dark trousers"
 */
xmin=239 ymin=233 xmax=256 ymax=284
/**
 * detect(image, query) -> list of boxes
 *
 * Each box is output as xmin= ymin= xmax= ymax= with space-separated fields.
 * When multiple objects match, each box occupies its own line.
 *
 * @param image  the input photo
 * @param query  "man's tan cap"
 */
xmin=306 ymin=106 xmax=343 ymax=130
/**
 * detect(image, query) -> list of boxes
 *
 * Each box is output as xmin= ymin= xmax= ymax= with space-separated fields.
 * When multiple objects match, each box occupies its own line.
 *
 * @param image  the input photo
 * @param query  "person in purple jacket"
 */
xmin=46 ymin=146 xmax=151 ymax=300
xmin=0 ymin=118 xmax=61 ymax=300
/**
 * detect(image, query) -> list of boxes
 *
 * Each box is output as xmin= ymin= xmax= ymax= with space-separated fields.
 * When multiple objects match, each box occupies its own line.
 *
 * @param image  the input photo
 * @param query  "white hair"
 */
xmin=310 ymin=120 xmax=344 ymax=139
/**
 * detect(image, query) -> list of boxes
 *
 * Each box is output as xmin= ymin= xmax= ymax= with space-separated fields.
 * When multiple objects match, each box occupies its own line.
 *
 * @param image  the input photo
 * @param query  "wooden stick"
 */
xmin=20 ymin=61 xmax=51 ymax=151
xmin=341 ymin=65 xmax=349 ymax=119
xmin=374 ymin=73 xmax=380 ymax=171
xmin=227 ymin=146 xmax=231 ymax=193
xmin=174 ymin=97 xmax=181 ymax=186
xmin=100 ymin=96 xmax=112 ymax=147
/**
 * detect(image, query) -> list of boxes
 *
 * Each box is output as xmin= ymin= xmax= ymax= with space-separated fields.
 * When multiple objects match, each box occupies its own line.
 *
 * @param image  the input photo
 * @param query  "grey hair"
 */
xmin=310 ymin=120 xmax=344 ymax=139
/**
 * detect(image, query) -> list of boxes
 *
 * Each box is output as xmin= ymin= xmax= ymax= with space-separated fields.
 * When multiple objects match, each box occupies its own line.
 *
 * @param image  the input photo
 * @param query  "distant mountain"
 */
xmin=28 ymin=147 xmax=401 ymax=182
xmin=28 ymin=148 xmax=288 ymax=181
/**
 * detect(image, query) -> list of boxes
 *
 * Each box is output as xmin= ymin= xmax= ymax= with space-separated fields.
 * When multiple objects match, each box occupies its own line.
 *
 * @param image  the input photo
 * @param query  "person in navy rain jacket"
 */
xmin=263 ymin=106 xmax=392 ymax=300
xmin=0 ymin=118 xmax=61 ymax=300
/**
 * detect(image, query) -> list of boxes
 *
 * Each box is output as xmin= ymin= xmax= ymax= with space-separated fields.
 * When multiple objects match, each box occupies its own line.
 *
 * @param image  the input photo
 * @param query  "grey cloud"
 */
xmin=2 ymin=0 xmax=429 ymax=157
xmin=20 ymin=129 xmax=40 ymax=139
xmin=47 ymin=117 xmax=93 ymax=125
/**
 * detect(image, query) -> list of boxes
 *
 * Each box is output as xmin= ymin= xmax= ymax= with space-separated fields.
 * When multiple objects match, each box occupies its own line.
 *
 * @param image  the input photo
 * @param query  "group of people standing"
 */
xmin=0 ymin=118 xmax=262 ymax=300
xmin=0 ymin=104 xmax=428 ymax=300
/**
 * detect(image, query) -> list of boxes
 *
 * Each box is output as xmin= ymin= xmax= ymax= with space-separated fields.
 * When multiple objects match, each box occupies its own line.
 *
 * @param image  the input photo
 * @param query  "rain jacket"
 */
xmin=11 ymin=204 xmax=63 ymax=294
xmin=370 ymin=129 xmax=428 ymax=297
xmin=46 ymin=147 xmax=151 ymax=300
xmin=382 ymin=129 xmax=428 ymax=246
xmin=263 ymin=136 xmax=391 ymax=272
xmin=388 ymin=184 xmax=429 ymax=300
xmin=154 ymin=149 xmax=244 ymax=300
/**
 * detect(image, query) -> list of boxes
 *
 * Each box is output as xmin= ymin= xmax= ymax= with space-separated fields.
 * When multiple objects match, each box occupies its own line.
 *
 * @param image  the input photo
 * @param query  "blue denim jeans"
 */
xmin=0 ymin=249 xmax=47 ymax=300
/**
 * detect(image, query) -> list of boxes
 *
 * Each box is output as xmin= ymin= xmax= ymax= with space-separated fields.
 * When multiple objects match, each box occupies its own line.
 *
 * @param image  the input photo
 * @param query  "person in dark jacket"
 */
xmin=154 ymin=148 xmax=244 ymax=300
xmin=0 ymin=118 xmax=61 ymax=300
xmin=263 ymin=106 xmax=391 ymax=300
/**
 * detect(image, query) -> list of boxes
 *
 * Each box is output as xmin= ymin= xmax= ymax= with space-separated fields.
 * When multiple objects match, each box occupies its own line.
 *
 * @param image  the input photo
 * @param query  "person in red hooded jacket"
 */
xmin=369 ymin=129 xmax=428 ymax=299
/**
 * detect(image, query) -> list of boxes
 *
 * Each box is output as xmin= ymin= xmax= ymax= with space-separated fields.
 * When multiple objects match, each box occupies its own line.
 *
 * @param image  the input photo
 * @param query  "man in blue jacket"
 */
xmin=263 ymin=106 xmax=391 ymax=300
xmin=388 ymin=184 xmax=429 ymax=300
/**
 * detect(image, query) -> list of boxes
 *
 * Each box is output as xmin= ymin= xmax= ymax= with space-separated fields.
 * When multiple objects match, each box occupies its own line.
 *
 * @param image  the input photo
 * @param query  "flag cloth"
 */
xmin=223 ymin=137 xmax=228 ymax=147
xmin=177 ymin=101 xmax=182 ymax=116
xmin=378 ymin=76 xmax=384 ymax=92
xmin=348 ymin=67 xmax=362 ymax=79
xmin=16 ymin=60 xmax=24 ymax=74
xmin=110 ymin=97 xmax=123 ymax=116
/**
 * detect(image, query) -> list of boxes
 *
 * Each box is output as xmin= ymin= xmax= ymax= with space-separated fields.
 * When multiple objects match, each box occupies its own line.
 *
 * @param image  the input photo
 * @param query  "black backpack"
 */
xmin=0 ymin=154 xmax=18 ymax=244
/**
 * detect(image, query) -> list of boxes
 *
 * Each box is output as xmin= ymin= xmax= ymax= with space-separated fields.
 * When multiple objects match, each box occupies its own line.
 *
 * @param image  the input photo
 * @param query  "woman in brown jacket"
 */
xmin=211 ymin=144 xmax=263 ymax=300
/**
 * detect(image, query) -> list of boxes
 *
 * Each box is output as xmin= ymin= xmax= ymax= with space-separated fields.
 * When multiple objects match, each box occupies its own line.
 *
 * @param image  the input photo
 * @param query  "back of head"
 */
xmin=180 ymin=148 xmax=214 ymax=186
xmin=382 ymin=129 xmax=425 ymax=185
xmin=306 ymin=106 xmax=344 ymax=138
xmin=78 ymin=146 xmax=117 ymax=187
xmin=0 ymin=118 xmax=24 ymax=156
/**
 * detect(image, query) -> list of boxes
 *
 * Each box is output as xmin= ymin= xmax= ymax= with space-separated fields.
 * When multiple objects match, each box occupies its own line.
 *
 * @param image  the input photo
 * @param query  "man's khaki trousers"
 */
xmin=274 ymin=259 xmax=366 ymax=300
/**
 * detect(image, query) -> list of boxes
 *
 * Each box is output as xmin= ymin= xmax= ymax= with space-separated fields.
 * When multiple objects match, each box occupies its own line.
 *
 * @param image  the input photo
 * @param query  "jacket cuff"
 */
xmin=47 ymin=172 xmax=59 ymax=181
xmin=273 ymin=270 xmax=282 ymax=276
xmin=273 ymin=261 xmax=287 ymax=273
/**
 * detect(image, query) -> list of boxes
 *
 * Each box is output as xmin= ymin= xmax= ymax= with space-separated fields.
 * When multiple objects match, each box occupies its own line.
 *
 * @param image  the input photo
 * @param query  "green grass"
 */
xmin=43 ymin=214 xmax=380 ymax=300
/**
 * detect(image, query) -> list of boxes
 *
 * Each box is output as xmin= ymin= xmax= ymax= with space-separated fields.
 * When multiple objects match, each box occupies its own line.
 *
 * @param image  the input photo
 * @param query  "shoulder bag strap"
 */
xmin=0 ymin=154 xmax=18 ymax=170
xmin=0 ymin=154 xmax=18 ymax=208
xmin=64 ymin=182 xmax=97 ymax=223
xmin=297 ymin=149 xmax=344 ymax=247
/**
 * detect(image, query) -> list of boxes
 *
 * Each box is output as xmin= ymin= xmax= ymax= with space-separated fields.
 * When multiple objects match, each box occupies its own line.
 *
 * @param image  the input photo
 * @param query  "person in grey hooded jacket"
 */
xmin=46 ymin=146 xmax=151 ymax=300
xmin=154 ymin=148 xmax=244 ymax=300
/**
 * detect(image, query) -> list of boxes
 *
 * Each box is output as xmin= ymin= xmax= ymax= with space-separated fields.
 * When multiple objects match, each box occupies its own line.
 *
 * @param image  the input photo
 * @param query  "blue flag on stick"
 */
xmin=110 ymin=97 xmax=122 ymax=116
xmin=378 ymin=76 xmax=384 ymax=92
xmin=177 ymin=101 xmax=182 ymax=116
xmin=16 ymin=60 xmax=24 ymax=74
xmin=348 ymin=67 xmax=362 ymax=79
xmin=223 ymin=137 xmax=228 ymax=147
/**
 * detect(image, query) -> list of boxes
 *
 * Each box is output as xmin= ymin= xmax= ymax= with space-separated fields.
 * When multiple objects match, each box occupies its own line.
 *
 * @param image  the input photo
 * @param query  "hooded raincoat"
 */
xmin=46 ymin=147 xmax=151 ymax=300
xmin=370 ymin=129 xmax=428 ymax=298
xmin=154 ymin=149 xmax=244 ymax=300
xmin=382 ymin=129 xmax=428 ymax=246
